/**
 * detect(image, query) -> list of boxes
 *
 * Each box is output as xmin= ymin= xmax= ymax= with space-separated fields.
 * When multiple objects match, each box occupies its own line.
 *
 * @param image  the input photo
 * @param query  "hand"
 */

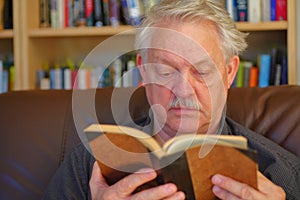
xmin=211 ymin=171 xmax=285 ymax=200
xmin=89 ymin=162 xmax=185 ymax=200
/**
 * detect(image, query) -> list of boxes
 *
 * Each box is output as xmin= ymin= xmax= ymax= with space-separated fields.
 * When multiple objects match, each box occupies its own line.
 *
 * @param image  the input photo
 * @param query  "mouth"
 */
xmin=169 ymin=106 xmax=200 ymax=116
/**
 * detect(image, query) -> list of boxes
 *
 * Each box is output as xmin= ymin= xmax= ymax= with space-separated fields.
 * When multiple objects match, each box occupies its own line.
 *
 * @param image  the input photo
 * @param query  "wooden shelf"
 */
xmin=28 ymin=26 xmax=135 ymax=38
xmin=235 ymin=21 xmax=287 ymax=31
xmin=0 ymin=29 xmax=14 ymax=39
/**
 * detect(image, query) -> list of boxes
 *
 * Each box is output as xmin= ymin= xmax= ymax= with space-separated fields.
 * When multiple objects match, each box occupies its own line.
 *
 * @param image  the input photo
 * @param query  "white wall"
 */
xmin=297 ymin=0 xmax=300 ymax=85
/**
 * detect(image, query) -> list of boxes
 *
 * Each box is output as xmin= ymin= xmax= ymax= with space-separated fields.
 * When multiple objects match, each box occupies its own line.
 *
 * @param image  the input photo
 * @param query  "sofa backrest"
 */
xmin=0 ymin=85 xmax=299 ymax=199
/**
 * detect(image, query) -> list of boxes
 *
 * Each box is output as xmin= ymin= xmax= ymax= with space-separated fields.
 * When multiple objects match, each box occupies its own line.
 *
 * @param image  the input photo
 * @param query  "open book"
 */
xmin=84 ymin=124 xmax=258 ymax=200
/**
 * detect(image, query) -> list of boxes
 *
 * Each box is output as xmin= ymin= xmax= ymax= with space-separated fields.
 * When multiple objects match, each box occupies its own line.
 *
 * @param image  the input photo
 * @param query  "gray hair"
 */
xmin=135 ymin=0 xmax=248 ymax=63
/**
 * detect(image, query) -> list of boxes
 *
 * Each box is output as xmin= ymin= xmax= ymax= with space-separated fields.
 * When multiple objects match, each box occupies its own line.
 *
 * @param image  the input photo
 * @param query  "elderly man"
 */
xmin=43 ymin=0 xmax=300 ymax=199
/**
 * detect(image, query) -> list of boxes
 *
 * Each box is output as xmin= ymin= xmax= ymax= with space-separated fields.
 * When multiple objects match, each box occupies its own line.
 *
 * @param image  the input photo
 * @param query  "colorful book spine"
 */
xmin=127 ymin=0 xmax=144 ymax=26
xmin=56 ymin=0 xmax=65 ymax=28
xmin=276 ymin=0 xmax=287 ymax=21
xmin=243 ymin=61 xmax=252 ymax=87
xmin=77 ymin=0 xmax=86 ymax=26
xmin=261 ymin=0 xmax=271 ymax=22
xmin=50 ymin=0 xmax=58 ymax=28
xmin=112 ymin=58 xmax=122 ymax=87
xmin=40 ymin=0 xmax=51 ymax=28
xmin=226 ymin=0 xmax=237 ymax=21
xmin=109 ymin=0 xmax=120 ymax=27
xmin=64 ymin=0 xmax=69 ymax=27
xmin=94 ymin=0 xmax=103 ymax=27
xmin=236 ymin=0 xmax=248 ymax=22
xmin=68 ymin=0 xmax=75 ymax=27
xmin=102 ymin=0 xmax=110 ymax=26
xmin=236 ymin=61 xmax=244 ymax=87
xmin=85 ymin=0 xmax=94 ymax=26
xmin=259 ymin=54 xmax=271 ymax=87
xmin=249 ymin=67 xmax=258 ymax=87
xmin=0 ymin=60 xmax=3 ymax=93
xmin=0 ymin=0 xmax=4 ymax=30
xmin=270 ymin=0 xmax=276 ymax=21
xmin=280 ymin=51 xmax=287 ymax=85
xmin=248 ymin=0 xmax=261 ymax=22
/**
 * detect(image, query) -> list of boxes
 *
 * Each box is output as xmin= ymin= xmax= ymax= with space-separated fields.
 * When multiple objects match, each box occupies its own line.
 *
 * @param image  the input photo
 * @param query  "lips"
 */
xmin=169 ymin=106 xmax=200 ymax=116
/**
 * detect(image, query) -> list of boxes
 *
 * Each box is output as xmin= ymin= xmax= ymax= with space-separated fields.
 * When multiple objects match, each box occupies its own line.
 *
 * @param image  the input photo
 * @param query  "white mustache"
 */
xmin=169 ymin=97 xmax=201 ymax=110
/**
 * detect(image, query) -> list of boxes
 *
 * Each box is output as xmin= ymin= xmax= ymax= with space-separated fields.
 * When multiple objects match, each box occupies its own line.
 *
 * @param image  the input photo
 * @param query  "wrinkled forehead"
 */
xmin=137 ymin=27 xmax=215 ymax=67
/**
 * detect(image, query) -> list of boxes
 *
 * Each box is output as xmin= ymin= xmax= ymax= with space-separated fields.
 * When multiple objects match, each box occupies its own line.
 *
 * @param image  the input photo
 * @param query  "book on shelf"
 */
xmin=261 ymin=0 xmax=271 ymax=22
xmin=84 ymin=124 xmax=258 ymax=200
xmin=236 ymin=0 xmax=248 ymax=22
xmin=276 ymin=0 xmax=287 ymax=21
xmin=3 ymin=0 xmax=12 ymax=29
xmin=258 ymin=54 xmax=271 ymax=87
xmin=248 ymin=0 xmax=261 ymax=23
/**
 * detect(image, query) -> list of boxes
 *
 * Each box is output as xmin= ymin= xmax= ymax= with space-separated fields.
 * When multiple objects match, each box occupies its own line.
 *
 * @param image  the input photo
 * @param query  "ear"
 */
xmin=137 ymin=54 xmax=147 ymax=81
xmin=226 ymin=55 xmax=239 ymax=88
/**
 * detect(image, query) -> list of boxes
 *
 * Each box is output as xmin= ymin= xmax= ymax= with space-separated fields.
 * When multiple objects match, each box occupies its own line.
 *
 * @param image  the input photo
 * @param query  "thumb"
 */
xmin=90 ymin=161 xmax=109 ymax=191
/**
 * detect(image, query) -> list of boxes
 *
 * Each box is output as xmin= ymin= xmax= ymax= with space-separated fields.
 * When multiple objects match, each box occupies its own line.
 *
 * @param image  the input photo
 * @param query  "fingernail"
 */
xmin=136 ymin=168 xmax=155 ymax=174
xmin=212 ymin=174 xmax=222 ymax=184
xmin=212 ymin=185 xmax=221 ymax=194
xmin=165 ymin=183 xmax=177 ymax=193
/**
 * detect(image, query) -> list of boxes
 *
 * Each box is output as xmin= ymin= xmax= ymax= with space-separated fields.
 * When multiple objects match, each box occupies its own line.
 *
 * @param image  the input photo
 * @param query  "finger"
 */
xmin=212 ymin=185 xmax=241 ymax=200
xmin=132 ymin=183 xmax=181 ymax=200
xmin=212 ymin=174 xmax=264 ymax=200
xmin=257 ymin=172 xmax=285 ymax=198
xmin=163 ymin=191 xmax=186 ymax=200
xmin=114 ymin=168 xmax=157 ymax=198
xmin=89 ymin=162 xmax=109 ymax=198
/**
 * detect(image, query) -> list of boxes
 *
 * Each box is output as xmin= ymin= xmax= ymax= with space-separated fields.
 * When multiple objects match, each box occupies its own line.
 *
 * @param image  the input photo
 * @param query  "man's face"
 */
xmin=138 ymin=20 xmax=238 ymax=140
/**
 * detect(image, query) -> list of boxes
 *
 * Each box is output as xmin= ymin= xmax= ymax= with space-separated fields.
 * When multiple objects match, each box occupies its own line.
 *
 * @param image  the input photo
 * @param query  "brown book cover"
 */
xmin=85 ymin=124 xmax=258 ymax=200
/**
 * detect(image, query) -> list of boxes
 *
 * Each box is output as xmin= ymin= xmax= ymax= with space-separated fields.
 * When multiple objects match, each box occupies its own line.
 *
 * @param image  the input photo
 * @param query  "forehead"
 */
xmin=143 ymin=20 xmax=224 ymax=66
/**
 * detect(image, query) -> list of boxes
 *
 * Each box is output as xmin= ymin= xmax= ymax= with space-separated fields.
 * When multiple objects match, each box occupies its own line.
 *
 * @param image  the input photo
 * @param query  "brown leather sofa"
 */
xmin=0 ymin=85 xmax=299 ymax=199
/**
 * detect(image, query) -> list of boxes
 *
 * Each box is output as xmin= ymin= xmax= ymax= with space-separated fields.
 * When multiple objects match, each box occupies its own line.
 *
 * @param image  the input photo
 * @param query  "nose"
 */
xmin=172 ymin=72 xmax=196 ymax=98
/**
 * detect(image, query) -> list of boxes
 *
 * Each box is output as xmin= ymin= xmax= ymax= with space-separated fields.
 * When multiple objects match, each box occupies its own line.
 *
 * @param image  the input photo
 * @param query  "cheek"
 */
xmin=145 ymin=85 xmax=172 ymax=108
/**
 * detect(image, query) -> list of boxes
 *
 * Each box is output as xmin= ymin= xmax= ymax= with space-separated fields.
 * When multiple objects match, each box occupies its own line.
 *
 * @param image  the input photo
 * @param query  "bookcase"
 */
xmin=0 ymin=0 xmax=297 ymax=90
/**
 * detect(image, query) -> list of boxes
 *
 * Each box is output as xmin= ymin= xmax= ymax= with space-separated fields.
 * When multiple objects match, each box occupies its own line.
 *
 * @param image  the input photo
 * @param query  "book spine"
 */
xmin=279 ymin=50 xmax=287 ymax=85
xmin=248 ymin=0 xmax=261 ymax=23
xmin=56 ymin=0 xmax=64 ymax=28
xmin=40 ymin=0 xmax=51 ymax=28
xmin=236 ymin=0 xmax=248 ymax=22
xmin=249 ymin=67 xmax=258 ymax=87
xmin=9 ymin=65 xmax=14 ymax=91
xmin=64 ymin=0 xmax=68 ymax=27
xmin=78 ymin=68 xmax=87 ymax=89
xmin=261 ymin=0 xmax=271 ymax=21
xmin=64 ymin=68 xmax=72 ymax=89
xmin=236 ymin=61 xmax=244 ymax=87
xmin=127 ymin=0 xmax=144 ymax=26
xmin=0 ymin=60 xmax=3 ymax=93
xmin=109 ymin=0 xmax=120 ymax=27
xmin=0 ymin=0 xmax=4 ymax=30
xmin=276 ymin=0 xmax=287 ymax=21
xmin=85 ymin=0 xmax=94 ymax=26
xmin=226 ymin=0 xmax=237 ymax=21
xmin=270 ymin=0 xmax=276 ymax=21
xmin=243 ymin=61 xmax=252 ymax=87
xmin=112 ymin=58 xmax=122 ymax=87
xmin=50 ymin=0 xmax=58 ymax=28
xmin=77 ymin=0 xmax=86 ymax=26
xmin=54 ymin=68 xmax=63 ymax=89
xmin=67 ymin=0 xmax=75 ymax=27
xmin=3 ymin=0 xmax=13 ymax=29
xmin=269 ymin=48 xmax=277 ymax=85
xmin=94 ymin=0 xmax=104 ymax=27
xmin=258 ymin=54 xmax=271 ymax=87
xmin=121 ymin=0 xmax=130 ymax=25
xmin=102 ymin=0 xmax=110 ymax=26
